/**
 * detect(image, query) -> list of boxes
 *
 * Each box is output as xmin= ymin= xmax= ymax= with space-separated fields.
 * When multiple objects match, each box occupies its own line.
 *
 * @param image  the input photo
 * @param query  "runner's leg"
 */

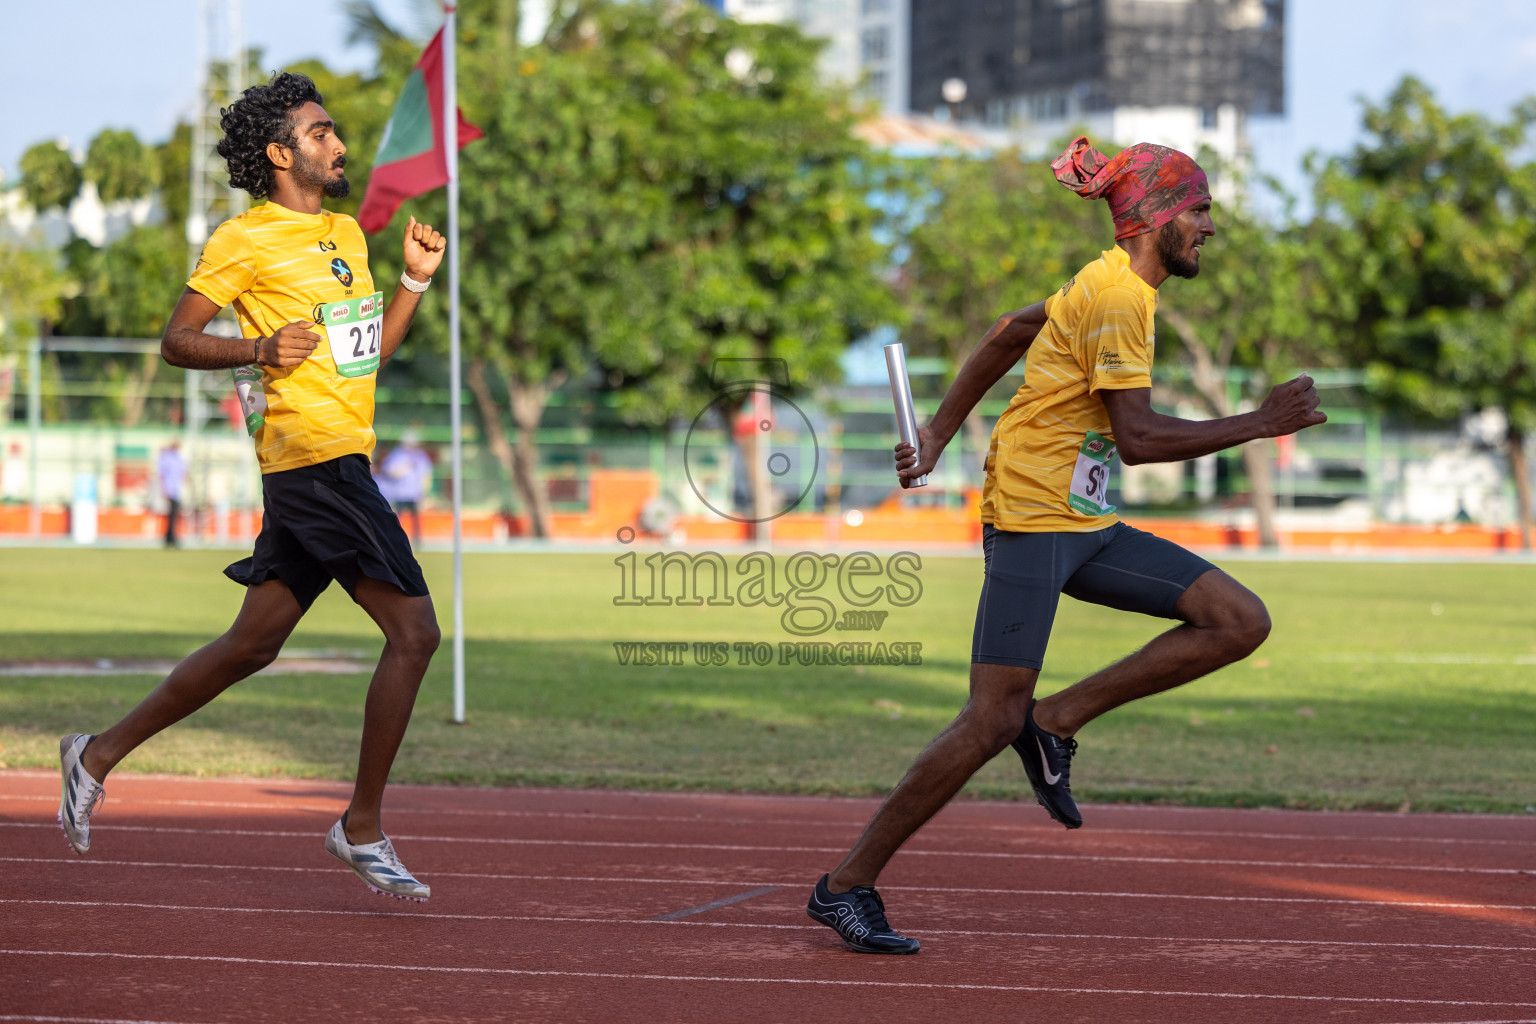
xmin=340 ymin=575 xmax=440 ymax=845
xmin=1033 ymin=568 xmax=1269 ymax=738
xmin=826 ymin=526 xmax=1096 ymax=890
xmin=827 ymin=661 xmax=1038 ymax=891
xmin=80 ymin=580 xmax=305 ymax=781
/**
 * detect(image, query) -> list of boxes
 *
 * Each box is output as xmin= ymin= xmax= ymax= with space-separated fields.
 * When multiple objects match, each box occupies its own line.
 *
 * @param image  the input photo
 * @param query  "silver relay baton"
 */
xmin=884 ymin=342 xmax=928 ymax=488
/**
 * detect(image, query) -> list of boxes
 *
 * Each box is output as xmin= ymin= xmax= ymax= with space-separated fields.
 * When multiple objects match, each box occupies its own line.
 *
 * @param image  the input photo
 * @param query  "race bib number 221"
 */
xmin=321 ymin=292 xmax=384 ymax=377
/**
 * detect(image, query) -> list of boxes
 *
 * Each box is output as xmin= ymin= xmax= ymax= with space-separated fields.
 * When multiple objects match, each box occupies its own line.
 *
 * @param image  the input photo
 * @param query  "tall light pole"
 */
xmin=187 ymin=0 xmax=247 ymax=270
xmin=186 ymin=0 xmax=249 ymax=529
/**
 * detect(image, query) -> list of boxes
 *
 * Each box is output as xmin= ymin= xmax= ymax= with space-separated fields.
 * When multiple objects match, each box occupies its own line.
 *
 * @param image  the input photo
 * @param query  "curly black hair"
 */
xmin=217 ymin=72 xmax=325 ymax=200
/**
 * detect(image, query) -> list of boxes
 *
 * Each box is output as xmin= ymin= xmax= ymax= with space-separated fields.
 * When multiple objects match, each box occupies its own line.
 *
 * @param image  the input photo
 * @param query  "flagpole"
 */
xmin=444 ymin=2 xmax=466 ymax=725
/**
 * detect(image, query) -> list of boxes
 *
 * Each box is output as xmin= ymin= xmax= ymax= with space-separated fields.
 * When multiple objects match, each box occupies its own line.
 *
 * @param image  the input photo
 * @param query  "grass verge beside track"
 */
xmin=2 ymin=547 xmax=1533 ymax=813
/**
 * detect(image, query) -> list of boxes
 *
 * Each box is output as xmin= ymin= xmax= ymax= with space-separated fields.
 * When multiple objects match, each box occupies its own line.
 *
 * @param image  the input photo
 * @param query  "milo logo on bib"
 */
xmin=1068 ymin=430 xmax=1117 ymax=516
xmin=320 ymin=291 xmax=384 ymax=377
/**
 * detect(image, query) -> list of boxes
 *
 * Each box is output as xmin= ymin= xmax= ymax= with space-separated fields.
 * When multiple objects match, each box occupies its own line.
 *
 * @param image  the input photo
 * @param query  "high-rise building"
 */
xmin=721 ymin=0 xmax=911 ymax=115
xmin=908 ymin=0 xmax=1284 ymax=168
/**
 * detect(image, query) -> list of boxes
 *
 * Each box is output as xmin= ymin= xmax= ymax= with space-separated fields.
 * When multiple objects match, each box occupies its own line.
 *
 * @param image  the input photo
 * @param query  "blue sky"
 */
xmin=5 ymin=0 xmax=1536 ymax=204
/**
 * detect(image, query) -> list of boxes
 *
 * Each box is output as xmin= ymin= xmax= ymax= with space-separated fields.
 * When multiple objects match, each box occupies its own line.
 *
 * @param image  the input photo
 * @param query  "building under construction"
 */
xmin=909 ymin=0 xmax=1284 ymax=163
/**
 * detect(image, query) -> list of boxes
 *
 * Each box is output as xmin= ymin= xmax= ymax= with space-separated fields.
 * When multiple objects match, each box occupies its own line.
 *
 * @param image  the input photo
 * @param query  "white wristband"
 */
xmin=400 ymin=271 xmax=431 ymax=293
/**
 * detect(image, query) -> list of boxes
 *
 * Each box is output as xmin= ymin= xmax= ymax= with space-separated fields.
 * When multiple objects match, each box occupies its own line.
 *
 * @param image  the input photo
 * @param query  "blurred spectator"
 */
xmin=159 ymin=441 xmax=186 ymax=548
xmin=377 ymin=431 xmax=433 ymax=546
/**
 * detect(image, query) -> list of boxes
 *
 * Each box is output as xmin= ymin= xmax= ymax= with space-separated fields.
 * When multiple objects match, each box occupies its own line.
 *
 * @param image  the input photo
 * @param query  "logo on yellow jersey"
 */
xmin=329 ymin=257 xmax=354 ymax=287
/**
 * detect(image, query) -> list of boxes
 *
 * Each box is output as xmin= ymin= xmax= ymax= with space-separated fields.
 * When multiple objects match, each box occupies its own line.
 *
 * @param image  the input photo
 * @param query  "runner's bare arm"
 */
xmin=1101 ymin=376 xmax=1327 ymax=466
xmin=161 ymin=289 xmax=319 ymax=370
xmin=379 ymin=216 xmax=447 ymax=365
xmin=895 ymin=300 xmax=1048 ymax=485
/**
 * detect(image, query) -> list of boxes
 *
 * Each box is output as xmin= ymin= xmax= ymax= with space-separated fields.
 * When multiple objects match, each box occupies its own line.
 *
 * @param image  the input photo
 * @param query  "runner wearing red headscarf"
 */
xmin=806 ymin=137 xmax=1327 ymax=955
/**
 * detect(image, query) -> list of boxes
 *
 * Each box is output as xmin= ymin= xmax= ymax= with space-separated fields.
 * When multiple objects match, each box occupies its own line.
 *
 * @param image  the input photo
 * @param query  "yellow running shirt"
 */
xmin=979 ymin=246 xmax=1158 ymax=532
xmin=187 ymin=202 xmax=378 ymax=474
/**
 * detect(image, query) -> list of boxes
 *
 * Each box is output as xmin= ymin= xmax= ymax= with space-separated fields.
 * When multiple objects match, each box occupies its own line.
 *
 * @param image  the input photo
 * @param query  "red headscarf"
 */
xmin=1051 ymin=136 xmax=1210 ymax=240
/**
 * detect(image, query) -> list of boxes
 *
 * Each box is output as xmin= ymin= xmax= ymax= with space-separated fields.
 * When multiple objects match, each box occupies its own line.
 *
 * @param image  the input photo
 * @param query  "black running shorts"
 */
xmin=971 ymin=522 xmax=1217 ymax=670
xmin=225 ymin=454 xmax=430 ymax=612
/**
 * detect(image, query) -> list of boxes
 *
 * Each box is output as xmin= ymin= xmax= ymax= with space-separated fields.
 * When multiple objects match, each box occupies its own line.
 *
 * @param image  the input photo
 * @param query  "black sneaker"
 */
xmin=1012 ymin=698 xmax=1083 ymax=829
xmin=806 ymin=874 xmax=920 ymax=954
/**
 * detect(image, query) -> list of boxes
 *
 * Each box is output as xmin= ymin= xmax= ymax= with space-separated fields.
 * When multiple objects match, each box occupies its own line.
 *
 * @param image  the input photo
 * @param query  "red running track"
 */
xmin=2 ymin=769 xmax=1535 ymax=1024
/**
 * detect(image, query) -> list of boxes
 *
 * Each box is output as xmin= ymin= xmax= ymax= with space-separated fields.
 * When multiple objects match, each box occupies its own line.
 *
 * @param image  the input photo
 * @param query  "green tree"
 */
xmin=56 ymin=224 xmax=187 ymax=425
xmin=155 ymin=121 xmax=194 ymax=233
xmin=1156 ymin=185 xmax=1334 ymax=547
xmin=84 ymin=129 xmax=156 ymax=204
xmin=66 ymin=225 xmax=186 ymax=339
xmin=1308 ymin=77 xmax=1536 ymax=545
xmin=19 ymin=140 xmax=82 ymax=213
xmin=343 ymin=0 xmax=448 ymax=72
xmin=899 ymin=145 xmax=1343 ymax=544
xmin=0 ymin=227 xmax=68 ymax=352
xmin=898 ymin=147 xmax=1108 ymax=450
xmin=361 ymin=0 xmax=900 ymax=535
xmin=284 ymin=58 xmax=398 ymax=222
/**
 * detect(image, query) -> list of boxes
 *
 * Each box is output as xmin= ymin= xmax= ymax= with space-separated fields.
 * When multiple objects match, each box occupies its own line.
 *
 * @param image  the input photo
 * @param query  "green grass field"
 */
xmin=2 ymin=547 xmax=1533 ymax=813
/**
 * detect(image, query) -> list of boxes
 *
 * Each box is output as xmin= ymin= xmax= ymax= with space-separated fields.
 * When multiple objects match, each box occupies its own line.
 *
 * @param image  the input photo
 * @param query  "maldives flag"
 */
xmin=357 ymin=28 xmax=484 ymax=233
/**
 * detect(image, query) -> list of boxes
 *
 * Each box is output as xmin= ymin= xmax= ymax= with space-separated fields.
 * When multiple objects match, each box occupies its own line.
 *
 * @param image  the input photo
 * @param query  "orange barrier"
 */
xmin=1136 ymin=519 xmax=1526 ymax=553
xmin=1 ymin=468 xmax=1527 ymax=553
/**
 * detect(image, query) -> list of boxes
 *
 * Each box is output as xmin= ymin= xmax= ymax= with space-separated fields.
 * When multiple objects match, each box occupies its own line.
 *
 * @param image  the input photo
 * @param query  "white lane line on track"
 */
xmin=4 ymin=792 xmax=1534 ymax=849
xmin=0 ymin=1017 xmax=210 ymax=1024
xmin=4 ymin=898 xmax=1535 ymax=954
xmin=0 ymin=1017 xmax=209 ymax=1024
xmin=3 ymin=794 xmax=339 ymax=814
xmin=3 ymin=822 xmax=1529 ymax=876
xmin=3 ymin=949 xmax=1535 ymax=1007
xmin=7 ymin=865 xmax=1536 ymax=915
xmin=9 ymin=769 xmax=1535 ymax=823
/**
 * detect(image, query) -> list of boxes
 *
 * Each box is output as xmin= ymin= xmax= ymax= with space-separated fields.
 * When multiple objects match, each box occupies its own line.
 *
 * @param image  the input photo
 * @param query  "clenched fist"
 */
xmin=1259 ymin=374 xmax=1328 ymax=437
xmin=403 ymin=215 xmax=446 ymax=284
xmin=257 ymin=321 xmax=321 ymax=367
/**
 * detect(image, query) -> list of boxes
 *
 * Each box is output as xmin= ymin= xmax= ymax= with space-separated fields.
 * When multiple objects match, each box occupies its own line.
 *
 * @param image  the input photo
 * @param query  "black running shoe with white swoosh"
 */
xmin=806 ymin=874 xmax=920 ymax=954
xmin=1012 ymin=698 xmax=1082 ymax=829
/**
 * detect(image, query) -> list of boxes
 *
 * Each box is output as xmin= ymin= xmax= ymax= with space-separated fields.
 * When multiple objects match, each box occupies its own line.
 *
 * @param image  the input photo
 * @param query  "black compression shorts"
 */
xmin=971 ymin=522 xmax=1216 ymax=670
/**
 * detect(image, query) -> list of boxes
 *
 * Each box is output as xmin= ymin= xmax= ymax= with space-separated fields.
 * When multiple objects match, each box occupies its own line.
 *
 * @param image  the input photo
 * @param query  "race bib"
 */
xmin=320 ymin=292 xmax=384 ymax=377
xmin=1068 ymin=430 xmax=1117 ymax=516
xmin=231 ymin=364 xmax=266 ymax=437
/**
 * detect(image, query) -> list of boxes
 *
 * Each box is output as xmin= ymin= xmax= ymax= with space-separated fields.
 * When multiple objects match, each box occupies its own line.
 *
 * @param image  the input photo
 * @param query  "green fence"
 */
xmin=0 ymin=339 xmax=1521 ymax=531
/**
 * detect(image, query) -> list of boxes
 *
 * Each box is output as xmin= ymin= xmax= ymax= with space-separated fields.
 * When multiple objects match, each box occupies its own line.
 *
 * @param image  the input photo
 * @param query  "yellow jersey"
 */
xmin=188 ymin=202 xmax=378 ymax=474
xmin=979 ymin=246 xmax=1158 ymax=532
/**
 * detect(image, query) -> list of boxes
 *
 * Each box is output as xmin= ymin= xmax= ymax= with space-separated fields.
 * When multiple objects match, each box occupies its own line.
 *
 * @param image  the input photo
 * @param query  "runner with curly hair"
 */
xmin=57 ymin=72 xmax=446 ymax=902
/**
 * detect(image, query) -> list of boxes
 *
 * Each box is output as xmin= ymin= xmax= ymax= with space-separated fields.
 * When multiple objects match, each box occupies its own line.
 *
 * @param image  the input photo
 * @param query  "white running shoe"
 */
xmin=58 ymin=733 xmax=105 ymax=855
xmin=324 ymin=818 xmax=430 ymax=901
